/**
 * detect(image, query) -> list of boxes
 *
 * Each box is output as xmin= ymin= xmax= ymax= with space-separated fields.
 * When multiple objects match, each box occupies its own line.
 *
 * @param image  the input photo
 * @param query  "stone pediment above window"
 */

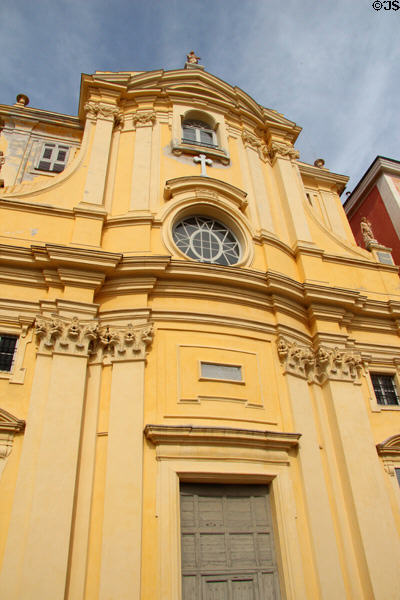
xmin=163 ymin=176 xmax=248 ymax=212
xmin=0 ymin=408 xmax=25 ymax=434
xmin=377 ymin=434 xmax=400 ymax=458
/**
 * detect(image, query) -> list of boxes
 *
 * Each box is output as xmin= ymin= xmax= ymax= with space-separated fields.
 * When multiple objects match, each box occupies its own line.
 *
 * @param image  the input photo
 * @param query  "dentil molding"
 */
xmin=277 ymin=336 xmax=363 ymax=384
xmin=34 ymin=316 xmax=153 ymax=362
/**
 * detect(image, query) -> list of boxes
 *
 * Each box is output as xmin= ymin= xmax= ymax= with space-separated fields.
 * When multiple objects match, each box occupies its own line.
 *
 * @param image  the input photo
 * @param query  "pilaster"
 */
xmin=98 ymin=321 xmax=153 ymax=600
xmin=278 ymin=335 xmax=400 ymax=599
xmin=0 ymin=314 xmax=97 ymax=600
xmin=241 ymin=131 xmax=275 ymax=235
xmin=323 ymin=377 xmax=400 ymax=599
xmin=269 ymin=141 xmax=312 ymax=245
xmin=277 ymin=338 xmax=347 ymax=599
xmin=130 ymin=111 xmax=156 ymax=212
xmin=83 ymin=101 xmax=120 ymax=206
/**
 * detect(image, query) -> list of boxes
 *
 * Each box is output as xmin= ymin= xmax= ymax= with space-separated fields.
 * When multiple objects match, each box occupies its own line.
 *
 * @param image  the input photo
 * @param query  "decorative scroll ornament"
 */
xmin=241 ymin=131 xmax=269 ymax=161
xmin=268 ymin=141 xmax=300 ymax=162
xmin=132 ymin=111 xmax=156 ymax=127
xmin=277 ymin=336 xmax=363 ymax=383
xmin=84 ymin=101 xmax=120 ymax=122
xmin=35 ymin=316 xmax=153 ymax=361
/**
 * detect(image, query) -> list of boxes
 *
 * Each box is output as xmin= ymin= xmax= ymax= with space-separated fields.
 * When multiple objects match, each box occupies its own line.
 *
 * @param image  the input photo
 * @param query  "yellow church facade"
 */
xmin=0 ymin=61 xmax=399 ymax=600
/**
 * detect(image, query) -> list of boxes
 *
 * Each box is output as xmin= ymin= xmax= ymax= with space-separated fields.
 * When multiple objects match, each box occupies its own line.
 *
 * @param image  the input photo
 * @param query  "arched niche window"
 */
xmin=182 ymin=116 xmax=217 ymax=149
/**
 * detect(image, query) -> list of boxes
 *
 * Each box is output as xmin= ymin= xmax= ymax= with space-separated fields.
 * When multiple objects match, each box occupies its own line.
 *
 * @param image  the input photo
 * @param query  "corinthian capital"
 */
xmin=269 ymin=141 xmax=300 ymax=162
xmin=35 ymin=315 xmax=99 ymax=356
xmin=92 ymin=322 xmax=154 ymax=363
xmin=132 ymin=111 xmax=156 ymax=127
xmin=84 ymin=101 xmax=120 ymax=123
xmin=277 ymin=336 xmax=363 ymax=383
xmin=241 ymin=131 xmax=269 ymax=161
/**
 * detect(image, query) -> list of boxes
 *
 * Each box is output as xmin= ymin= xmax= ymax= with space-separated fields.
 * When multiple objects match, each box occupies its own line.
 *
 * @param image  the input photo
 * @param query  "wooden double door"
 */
xmin=180 ymin=483 xmax=281 ymax=599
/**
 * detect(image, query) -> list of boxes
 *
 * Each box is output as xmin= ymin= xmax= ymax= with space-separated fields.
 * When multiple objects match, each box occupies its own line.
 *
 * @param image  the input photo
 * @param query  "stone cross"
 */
xmin=193 ymin=153 xmax=213 ymax=176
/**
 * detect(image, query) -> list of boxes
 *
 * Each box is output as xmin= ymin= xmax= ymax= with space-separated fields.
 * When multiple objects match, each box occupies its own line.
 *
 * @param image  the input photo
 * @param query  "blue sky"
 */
xmin=1 ymin=0 xmax=399 ymax=191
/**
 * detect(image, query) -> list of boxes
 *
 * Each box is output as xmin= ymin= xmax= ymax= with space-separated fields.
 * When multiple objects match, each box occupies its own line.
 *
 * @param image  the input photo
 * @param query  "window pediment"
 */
xmin=377 ymin=434 xmax=400 ymax=457
xmin=164 ymin=176 xmax=248 ymax=212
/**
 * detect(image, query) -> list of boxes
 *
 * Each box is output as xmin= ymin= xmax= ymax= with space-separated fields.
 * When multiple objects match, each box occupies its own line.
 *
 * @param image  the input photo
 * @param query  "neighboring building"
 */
xmin=0 ymin=59 xmax=400 ymax=600
xmin=344 ymin=156 xmax=400 ymax=266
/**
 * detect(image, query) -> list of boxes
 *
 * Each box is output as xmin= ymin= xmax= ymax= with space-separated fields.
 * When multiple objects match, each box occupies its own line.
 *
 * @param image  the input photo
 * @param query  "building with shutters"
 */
xmin=0 ymin=57 xmax=400 ymax=600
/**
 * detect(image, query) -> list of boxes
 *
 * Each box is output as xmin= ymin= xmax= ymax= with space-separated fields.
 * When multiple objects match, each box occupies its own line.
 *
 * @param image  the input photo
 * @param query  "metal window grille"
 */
xmin=0 ymin=335 xmax=18 ymax=372
xmin=371 ymin=374 xmax=400 ymax=406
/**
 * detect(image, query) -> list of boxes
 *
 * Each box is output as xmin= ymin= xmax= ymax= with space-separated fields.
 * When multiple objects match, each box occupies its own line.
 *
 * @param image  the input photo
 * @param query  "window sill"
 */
xmin=171 ymin=142 xmax=230 ymax=165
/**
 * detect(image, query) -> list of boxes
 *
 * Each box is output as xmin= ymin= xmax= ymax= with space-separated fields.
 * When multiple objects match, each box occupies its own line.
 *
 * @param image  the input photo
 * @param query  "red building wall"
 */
xmin=348 ymin=184 xmax=400 ymax=266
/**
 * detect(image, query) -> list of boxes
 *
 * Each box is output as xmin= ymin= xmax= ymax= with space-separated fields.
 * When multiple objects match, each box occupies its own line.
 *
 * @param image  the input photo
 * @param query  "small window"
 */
xmin=371 ymin=374 xmax=400 ymax=406
xmin=37 ymin=143 xmax=69 ymax=172
xmin=0 ymin=335 xmax=18 ymax=372
xmin=182 ymin=119 xmax=217 ymax=149
xmin=200 ymin=362 xmax=242 ymax=381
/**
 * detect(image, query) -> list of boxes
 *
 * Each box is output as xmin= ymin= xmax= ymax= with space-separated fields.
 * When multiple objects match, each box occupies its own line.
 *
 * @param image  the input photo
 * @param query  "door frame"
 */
xmin=144 ymin=425 xmax=306 ymax=600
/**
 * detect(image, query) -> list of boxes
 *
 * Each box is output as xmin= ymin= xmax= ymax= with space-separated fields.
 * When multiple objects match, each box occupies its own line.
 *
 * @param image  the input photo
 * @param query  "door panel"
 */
xmin=180 ymin=484 xmax=280 ymax=600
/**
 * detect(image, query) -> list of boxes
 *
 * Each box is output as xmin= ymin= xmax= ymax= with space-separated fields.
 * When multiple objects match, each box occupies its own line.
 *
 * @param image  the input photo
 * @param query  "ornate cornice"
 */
xmin=132 ymin=111 xmax=156 ymax=127
xmin=268 ymin=141 xmax=300 ymax=162
xmin=34 ymin=315 xmax=153 ymax=361
xmin=277 ymin=336 xmax=363 ymax=383
xmin=84 ymin=101 xmax=120 ymax=123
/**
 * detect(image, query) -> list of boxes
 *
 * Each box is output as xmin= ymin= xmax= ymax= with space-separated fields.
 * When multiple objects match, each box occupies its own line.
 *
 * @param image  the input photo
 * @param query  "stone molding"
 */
xmin=163 ymin=176 xmax=248 ymax=211
xmin=0 ymin=408 xmax=25 ymax=479
xmin=34 ymin=315 xmax=153 ymax=361
xmin=241 ymin=131 xmax=269 ymax=162
xmin=84 ymin=101 xmax=120 ymax=123
xmin=268 ymin=141 xmax=300 ymax=162
xmin=277 ymin=336 xmax=363 ymax=383
xmin=132 ymin=111 xmax=156 ymax=128
xmin=144 ymin=424 xmax=301 ymax=453
xmin=376 ymin=434 xmax=400 ymax=476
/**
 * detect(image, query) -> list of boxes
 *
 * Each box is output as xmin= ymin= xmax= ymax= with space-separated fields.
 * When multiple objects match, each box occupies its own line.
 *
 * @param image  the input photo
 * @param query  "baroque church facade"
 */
xmin=0 ymin=58 xmax=400 ymax=599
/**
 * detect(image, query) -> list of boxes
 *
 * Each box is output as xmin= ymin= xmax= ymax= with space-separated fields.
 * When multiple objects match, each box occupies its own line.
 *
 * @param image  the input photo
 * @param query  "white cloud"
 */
xmin=1 ymin=0 xmax=399 ymax=188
